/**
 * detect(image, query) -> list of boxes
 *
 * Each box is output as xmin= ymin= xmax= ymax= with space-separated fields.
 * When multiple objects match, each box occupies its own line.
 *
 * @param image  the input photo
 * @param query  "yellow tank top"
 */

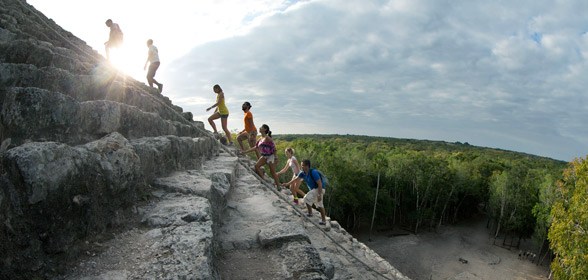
xmin=216 ymin=93 xmax=229 ymax=115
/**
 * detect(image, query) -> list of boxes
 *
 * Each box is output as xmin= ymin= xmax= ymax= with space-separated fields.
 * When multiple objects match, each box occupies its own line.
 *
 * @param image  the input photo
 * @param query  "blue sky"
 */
xmin=29 ymin=0 xmax=588 ymax=161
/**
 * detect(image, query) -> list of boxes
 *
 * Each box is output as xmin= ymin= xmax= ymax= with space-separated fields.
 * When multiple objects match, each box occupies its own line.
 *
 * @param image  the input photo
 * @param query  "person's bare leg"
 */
xmin=105 ymin=45 xmax=111 ymax=60
xmin=255 ymin=157 xmax=267 ymax=178
xmin=294 ymin=180 xmax=306 ymax=197
xmin=208 ymin=113 xmax=219 ymax=133
xmin=153 ymin=78 xmax=161 ymax=88
xmin=146 ymin=74 xmax=154 ymax=87
xmin=237 ymin=132 xmax=248 ymax=150
xmin=268 ymin=160 xmax=280 ymax=189
xmin=248 ymin=135 xmax=260 ymax=159
xmin=319 ymin=207 xmax=326 ymax=223
xmin=221 ymin=118 xmax=232 ymax=143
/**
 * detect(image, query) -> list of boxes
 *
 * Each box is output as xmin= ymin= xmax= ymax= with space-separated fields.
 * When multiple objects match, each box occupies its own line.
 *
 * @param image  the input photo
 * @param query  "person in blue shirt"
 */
xmin=281 ymin=159 xmax=327 ymax=225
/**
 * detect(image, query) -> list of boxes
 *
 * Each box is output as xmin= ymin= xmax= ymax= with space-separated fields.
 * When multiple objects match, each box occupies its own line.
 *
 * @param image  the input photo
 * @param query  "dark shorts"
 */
xmin=147 ymin=62 xmax=160 ymax=79
xmin=220 ymin=114 xmax=229 ymax=119
xmin=107 ymin=37 xmax=123 ymax=48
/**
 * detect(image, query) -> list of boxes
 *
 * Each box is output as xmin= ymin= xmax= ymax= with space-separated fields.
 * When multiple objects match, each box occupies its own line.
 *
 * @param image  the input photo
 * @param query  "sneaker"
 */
xmin=293 ymin=199 xmax=299 ymax=205
xmin=306 ymin=213 xmax=312 ymax=217
xmin=157 ymin=83 xmax=163 ymax=93
xmin=318 ymin=221 xmax=326 ymax=226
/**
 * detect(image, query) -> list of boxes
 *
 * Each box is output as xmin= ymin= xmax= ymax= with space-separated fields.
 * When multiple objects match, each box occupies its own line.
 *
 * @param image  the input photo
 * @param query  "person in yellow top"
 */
xmin=237 ymin=101 xmax=259 ymax=157
xmin=206 ymin=84 xmax=232 ymax=145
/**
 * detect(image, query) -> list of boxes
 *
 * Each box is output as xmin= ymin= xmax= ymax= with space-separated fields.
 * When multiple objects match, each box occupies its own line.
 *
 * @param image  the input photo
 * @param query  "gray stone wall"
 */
xmin=0 ymin=0 xmax=217 ymax=277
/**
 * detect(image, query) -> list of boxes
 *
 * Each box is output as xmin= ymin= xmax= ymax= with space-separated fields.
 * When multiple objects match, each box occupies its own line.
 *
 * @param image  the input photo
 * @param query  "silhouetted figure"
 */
xmin=104 ymin=19 xmax=123 ymax=60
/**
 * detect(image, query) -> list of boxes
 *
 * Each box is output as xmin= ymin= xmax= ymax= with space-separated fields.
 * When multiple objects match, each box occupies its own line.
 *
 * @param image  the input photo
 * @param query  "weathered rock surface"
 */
xmin=0 ymin=0 xmax=214 ymax=278
xmin=0 ymin=0 xmax=409 ymax=279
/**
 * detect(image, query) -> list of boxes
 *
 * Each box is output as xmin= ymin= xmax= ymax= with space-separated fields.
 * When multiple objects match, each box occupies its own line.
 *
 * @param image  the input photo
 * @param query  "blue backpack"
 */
xmin=310 ymin=169 xmax=329 ymax=188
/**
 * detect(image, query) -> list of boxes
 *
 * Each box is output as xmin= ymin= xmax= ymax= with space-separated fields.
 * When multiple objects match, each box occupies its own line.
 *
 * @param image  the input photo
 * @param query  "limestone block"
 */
xmin=279 ymin=242 xmax=327 ymax=279
xmin=142 ymin=195 xmax=211 ymax=228
xmin=152 ymin=171 xmax=212 ymax=197
xmin=258 ymin=220 xmax=310 ymax=247
xmin=0 ymin=87 xmax=80 ymax=144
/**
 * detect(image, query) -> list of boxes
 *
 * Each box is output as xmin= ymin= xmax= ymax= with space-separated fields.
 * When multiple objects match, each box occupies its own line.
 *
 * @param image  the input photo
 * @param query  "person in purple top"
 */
xmin=240 ymin=124 xmax=280 ymax=189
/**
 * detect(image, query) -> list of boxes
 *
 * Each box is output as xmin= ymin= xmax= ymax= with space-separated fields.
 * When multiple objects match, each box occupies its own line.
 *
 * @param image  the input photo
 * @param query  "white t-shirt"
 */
xmin=148 ymin=45 xmax=160 ymax=63
xmin=289 ymin=156 xmax=300 ymax=174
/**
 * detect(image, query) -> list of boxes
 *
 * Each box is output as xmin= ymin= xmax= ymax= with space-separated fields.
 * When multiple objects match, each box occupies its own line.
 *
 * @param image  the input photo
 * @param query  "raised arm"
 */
xmin=206 ymin=92 xmax=223 ymax=111
xmin=281 ymin=176 xmax=302 ymax=187
xmin=277 ymin=158 xmax=291 ymax=175
xmin=241 ymin=145 xmax=257 ymax=154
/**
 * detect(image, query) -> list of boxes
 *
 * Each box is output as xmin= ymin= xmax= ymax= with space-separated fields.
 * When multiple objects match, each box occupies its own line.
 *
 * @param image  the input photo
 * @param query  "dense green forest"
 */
xmin=252 ymin=134 xmax=585 ymax=279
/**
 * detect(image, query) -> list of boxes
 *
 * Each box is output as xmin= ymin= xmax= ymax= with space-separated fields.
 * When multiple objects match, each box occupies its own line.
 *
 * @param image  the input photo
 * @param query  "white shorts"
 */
xmin=291 ymin=171 xmax=304 ymax=180
xmin=304 ymin=188 xmax=325 ymax=208
xmin=263 ymin=154 xmax=275 ymax=164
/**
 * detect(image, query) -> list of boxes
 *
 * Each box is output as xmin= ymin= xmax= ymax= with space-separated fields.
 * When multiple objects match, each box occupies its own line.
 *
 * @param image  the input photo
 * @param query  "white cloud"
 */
xmin=29 ymin=0 xmax=588 ymax=161
xmin=162 ymin=0 xmax=588 ymax=160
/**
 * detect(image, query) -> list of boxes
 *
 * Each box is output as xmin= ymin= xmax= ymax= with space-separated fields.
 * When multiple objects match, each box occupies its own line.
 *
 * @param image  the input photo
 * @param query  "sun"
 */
xmin=107 ymin=43 xmax=146 ymax=83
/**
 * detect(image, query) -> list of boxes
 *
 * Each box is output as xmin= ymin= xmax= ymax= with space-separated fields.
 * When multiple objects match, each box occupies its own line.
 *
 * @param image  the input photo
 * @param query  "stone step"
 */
xmin=1 ymin=86 xmax=206 ymax=147
xmin=217 ymin=161 xmax=331 ymax=279
xmin=219 ymin=152 xmax=410 ymax=280
xmin=53 ymin=149 xmax=238 ymax=279
xmin=0 ymin=0 xmax=101 ymax=69
xmin=0 ymin=63 xmax=193 ymax=125
xmin=57 ymin=194 xmax=217 ymax=280
xmin=1 ymin=0 xmax=190 ymax=125
xmin=0 ymin=132 xmax=219 ymax=278
xmin=0 ymin=38 xmax=97 ymax=74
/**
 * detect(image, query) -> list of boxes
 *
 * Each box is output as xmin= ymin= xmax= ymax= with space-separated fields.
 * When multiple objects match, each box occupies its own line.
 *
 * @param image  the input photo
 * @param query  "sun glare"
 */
xmin=107 ymin=45 xmax=145 ymax=82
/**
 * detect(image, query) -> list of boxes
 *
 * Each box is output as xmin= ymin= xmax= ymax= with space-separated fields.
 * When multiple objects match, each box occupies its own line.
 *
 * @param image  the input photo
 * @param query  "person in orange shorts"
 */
xmin=237 ymin=102 xmax=259 ymax=158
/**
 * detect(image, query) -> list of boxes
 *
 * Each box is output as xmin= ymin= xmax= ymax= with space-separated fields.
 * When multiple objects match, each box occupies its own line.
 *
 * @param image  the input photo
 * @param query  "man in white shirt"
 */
xmin=144 ymin=39 xmax=163 ymax=93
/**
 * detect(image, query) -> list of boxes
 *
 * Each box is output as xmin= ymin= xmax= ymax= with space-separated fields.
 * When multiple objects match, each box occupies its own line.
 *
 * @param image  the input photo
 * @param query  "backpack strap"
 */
xmin=309 ymin=168 xmax=315 ymax=180
xmin=310 ymin=169 xmax=320 ymax=183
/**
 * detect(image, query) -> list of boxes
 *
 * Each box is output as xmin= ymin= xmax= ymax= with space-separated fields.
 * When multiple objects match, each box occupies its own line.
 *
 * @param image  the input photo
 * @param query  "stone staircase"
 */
xmin=52 ymin=150 xmax=237 ymax=280
xmin=0 ymin=0 xmax=409 ymax=279
xmin=1 ymin=0 xmax=216 ymax=277
xmin=52 ymin=146 xmax=408 ymax=279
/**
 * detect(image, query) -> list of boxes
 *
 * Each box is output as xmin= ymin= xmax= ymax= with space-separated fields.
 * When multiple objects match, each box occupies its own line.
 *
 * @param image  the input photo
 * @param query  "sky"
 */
xmin=28 ymin=0 xmax=588 ymax=161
